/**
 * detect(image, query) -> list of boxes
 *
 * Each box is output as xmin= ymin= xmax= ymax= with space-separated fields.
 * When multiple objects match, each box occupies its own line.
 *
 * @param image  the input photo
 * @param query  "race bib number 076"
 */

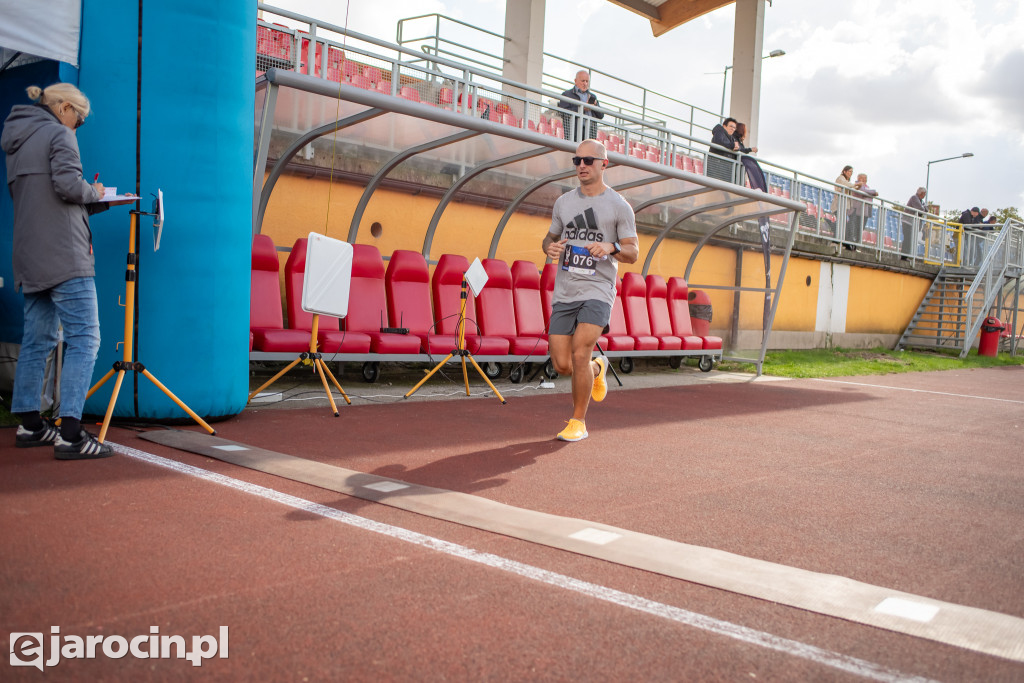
xmin=561 ymin=244 xmax=596 ymax=275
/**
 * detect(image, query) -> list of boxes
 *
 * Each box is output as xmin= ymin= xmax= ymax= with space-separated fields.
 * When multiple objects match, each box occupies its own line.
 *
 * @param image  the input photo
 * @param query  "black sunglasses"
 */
xmin=572 ymin=156 xmax=605 ymax=166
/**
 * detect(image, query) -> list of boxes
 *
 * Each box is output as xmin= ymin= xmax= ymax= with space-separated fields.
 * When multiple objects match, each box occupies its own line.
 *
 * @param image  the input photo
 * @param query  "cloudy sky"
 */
xmin=267 ymin=0 xmax=1023 ymax=215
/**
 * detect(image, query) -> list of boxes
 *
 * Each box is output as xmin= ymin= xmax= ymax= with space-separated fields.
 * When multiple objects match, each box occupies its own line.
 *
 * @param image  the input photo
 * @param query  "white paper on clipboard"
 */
xmin=301 ymin=232 xmax=353 ymax=319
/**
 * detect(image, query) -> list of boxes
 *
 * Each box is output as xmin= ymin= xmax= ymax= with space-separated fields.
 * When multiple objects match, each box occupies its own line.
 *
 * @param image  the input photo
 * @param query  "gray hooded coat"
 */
xmin=2 ymin=103 xmax=105 ymax=293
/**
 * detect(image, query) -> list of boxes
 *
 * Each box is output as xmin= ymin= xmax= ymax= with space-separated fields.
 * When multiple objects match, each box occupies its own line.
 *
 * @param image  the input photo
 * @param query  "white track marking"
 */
xmin=112 ymin=442 xmax=934 ymax=683
xmin=810 ymin=378 xmax=1024 ymax=404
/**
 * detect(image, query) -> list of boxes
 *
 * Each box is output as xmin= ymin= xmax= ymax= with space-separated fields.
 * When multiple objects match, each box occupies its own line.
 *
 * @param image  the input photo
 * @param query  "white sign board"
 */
xmin=301 ymin=233 xmax=353 ymax=319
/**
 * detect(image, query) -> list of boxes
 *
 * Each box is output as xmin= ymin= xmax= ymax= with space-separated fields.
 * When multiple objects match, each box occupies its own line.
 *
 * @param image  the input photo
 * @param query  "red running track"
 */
xmin=2 ymin=367 xmax=1023 ymax=680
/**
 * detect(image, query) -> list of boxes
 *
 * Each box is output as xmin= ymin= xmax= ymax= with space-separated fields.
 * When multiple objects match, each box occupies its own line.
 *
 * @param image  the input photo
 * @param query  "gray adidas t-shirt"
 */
xmin=548 ymin=187 xmax=638 ymax=307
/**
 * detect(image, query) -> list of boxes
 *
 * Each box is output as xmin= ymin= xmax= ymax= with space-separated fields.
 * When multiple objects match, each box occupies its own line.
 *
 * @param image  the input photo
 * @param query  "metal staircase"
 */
xmin=897 ymin=268 xmax=976 ymax=352
xmin=897 ymin=219 xmax=1024 ymax=356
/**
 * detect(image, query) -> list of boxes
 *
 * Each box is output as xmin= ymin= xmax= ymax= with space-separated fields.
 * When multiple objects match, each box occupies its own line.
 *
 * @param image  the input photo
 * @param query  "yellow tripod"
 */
xmin=405 ymin=276 xmax=506 ymax=404
xmin=246 ymin=314 xmax=351 ymax=416
xmin=86 ymin=210 xmax=216 ymax=442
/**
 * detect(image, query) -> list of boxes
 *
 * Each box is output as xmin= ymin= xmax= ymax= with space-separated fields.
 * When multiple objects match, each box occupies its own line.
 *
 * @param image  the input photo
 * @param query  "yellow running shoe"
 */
xmin=591 ymin=356 xmax=608 ymax=402
xmin=556 ymin=418 xmax=588 ymax=442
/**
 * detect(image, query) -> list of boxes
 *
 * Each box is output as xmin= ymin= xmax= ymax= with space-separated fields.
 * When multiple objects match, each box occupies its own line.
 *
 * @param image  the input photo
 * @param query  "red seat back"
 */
xmin=432 ymin=254 xmax=481 ymax=336
xmin=539 ymin=263 xmax=557 ymax=327
xmin=251 ymin=234 xmax=284 ymax=330
xmin=283 ymin=237 xmax=341 ymax=332
xmin=384 ymin=250 xmax=434 ymax=336
xmin=621 ymin=272 xmax=652 ymax=336
xmin=608 ymin=278 xmax=628 ymax=335
xmin=511 ymin=261 xmax=547 ymax=336
xmin=666 ymin=277 xmax=696 ymax=336
xmin=645 ymin=274 xmax=674 ymax=337
xmin=345 ymin=244 xmax=387 ymax=334
xmin=476 ymin=259 xmax=517 ymax=337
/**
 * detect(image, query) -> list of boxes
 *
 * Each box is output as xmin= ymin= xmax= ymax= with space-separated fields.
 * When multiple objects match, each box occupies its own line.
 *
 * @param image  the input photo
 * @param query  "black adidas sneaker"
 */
xmin=15 ymin=420 xmax=60 ymax=448
xmin=54 ymin=430 xmax=114 ymax=460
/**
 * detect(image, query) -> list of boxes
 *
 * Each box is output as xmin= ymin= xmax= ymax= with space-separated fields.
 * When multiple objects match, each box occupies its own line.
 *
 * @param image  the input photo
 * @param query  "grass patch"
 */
xmin=717 ymin=347 xmax=1024 ymax=378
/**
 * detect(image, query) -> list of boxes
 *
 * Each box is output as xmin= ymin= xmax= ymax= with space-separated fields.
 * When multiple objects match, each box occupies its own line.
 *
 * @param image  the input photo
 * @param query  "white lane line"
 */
xmin=112 ymin=442 xmax=934 ymax=683
xmin=810 ymin=378 xmax=1024 ymax=404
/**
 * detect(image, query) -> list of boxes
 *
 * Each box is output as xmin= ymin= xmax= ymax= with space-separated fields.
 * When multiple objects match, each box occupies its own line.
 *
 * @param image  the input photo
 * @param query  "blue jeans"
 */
xmin=12 ymin=277 xmax=101 ymax=420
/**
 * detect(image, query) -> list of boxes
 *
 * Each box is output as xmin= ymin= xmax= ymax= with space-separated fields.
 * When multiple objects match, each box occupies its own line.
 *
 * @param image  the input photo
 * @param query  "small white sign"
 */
xmin=464 ymin=257 xmax=489 ymax=296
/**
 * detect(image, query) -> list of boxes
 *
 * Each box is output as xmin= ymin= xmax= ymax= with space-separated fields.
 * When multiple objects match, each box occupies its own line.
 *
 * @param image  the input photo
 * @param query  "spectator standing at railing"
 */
xmin=707 ymin=117 xmax=740 ymax=182
xmin=846 ymin=173 xmax=878 ymax=251
xmin=832 ymin=166 xmax=855 ymax=249
xmin=959 ymin=207 xmax=981 ymax=225
xmin=733 ymin=122 xmax=758 ymax=155
xmin=901 ymin=186 xmax=927 ymax=259
xmin=557 ymin=70 xmax=604 ymax=141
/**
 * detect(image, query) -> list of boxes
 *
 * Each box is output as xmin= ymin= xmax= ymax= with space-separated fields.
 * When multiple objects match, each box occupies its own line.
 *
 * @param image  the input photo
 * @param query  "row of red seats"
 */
xmin=250 ymin=236 xmax=722 ymax=377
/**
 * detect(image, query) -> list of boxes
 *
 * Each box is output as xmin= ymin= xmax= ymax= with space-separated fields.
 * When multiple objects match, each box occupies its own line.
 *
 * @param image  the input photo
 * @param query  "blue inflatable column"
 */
xmin=79 ymin=1 xmax=255 ymax=420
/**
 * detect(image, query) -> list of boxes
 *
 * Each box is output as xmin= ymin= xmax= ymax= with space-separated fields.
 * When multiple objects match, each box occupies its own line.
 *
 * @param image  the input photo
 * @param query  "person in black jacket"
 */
xmin=557 ymin=70 xmax=604 ymax=141
xmin=707 ymin=117 xmax=739 ymax=182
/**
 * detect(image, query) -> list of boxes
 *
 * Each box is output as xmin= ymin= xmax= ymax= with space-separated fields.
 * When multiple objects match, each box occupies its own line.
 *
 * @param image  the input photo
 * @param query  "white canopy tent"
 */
xmin=0 ymin=0 xmax=81 ymax=68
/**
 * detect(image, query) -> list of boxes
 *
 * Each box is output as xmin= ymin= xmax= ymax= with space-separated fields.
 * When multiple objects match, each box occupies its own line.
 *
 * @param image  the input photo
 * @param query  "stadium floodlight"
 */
xmin=716 ymin=49 xmax=786 ymax=116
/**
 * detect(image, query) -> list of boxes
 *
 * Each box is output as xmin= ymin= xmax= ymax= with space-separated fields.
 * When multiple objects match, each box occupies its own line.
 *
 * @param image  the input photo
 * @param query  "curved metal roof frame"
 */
xmin=254 ymin=69 xmax=806 ymax=371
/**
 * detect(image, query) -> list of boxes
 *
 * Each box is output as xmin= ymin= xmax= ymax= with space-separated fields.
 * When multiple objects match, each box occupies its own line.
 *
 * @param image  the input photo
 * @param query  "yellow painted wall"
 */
xmin=846 ymin=267 xmax=931 ymax=334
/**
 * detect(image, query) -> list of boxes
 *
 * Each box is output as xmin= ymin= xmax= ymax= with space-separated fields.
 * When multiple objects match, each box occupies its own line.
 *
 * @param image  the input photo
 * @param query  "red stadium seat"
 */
xmin=284 ymin=238 xmax=371 ymax=354
xmin=663 ymin=277 xmax=705 ymax=350
xmin=346 ymin=245 xmax=422 ymax=354
xmin=539 ymin=263 xmax=557 ymax=328
xmin=510 ymin=261 xmax=549 ymax=339
xmin=477 ymin=259 xmax=548 ymax=355
xmin=384 ymin=250 xmax=459 ymax=355
xmin=250 ymin=235 xmax=314 ymax=352
xmin=432 ymin=255 xmax=510 ymax=355
xmin=439 ymin=87 xmax=454 ymax=109
xmin=599 ymin=279 xmax=636 ymax=351
xmin=400 ymin=86 xmax=421 ymax=102
xmin=644 ymin=275 xmax=687 ymax=350
xmin=351 ymin=74 xmax=373 ymax=90
xmin=619 ymin=272 xmax=659 ymax=350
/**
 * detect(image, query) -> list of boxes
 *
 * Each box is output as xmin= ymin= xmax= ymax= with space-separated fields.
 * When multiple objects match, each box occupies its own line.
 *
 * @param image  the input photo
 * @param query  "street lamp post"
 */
xmin=925 ymin=153 xmax=974 ymax=207
xmin=719 ymin=49 xmax=785 ymax=116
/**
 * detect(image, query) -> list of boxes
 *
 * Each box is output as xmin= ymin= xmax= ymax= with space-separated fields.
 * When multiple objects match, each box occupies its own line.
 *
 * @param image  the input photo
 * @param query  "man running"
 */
xmin=543 ymin=139 xmax=638 ymax=442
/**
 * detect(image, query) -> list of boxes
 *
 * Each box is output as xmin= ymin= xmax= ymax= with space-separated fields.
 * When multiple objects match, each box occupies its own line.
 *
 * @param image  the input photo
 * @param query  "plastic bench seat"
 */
xmin=599 ymin=278 xmax=635 ymax=351
xmin=432 ymin=254 xmax=510 ymax=356
xmin=620 ymin=272 xmax=659 ymax=350
xmin=384 ymin=250 xmax=459 ymax=355
xmin=283 ymin=237 xmax=371 ymax=354
xmin=478 ymin=259 xmax=548 ymax=355
xmin=664 ymin=277 xmax=705 ymax=350
xmin=645 ymin=274 xmax=686 ymax=350
xmin=251 ymin=236 xmax=314 ymax=352
xmin=347 ymin=244 xmax=422 ymax=354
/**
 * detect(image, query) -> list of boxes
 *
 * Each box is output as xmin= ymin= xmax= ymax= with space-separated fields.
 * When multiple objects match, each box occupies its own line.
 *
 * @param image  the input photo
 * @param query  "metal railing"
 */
xmin=958 ymin=219 xmax=1023 ymax=357
xmin=256 ymin=5 xmax=1024 ymax=267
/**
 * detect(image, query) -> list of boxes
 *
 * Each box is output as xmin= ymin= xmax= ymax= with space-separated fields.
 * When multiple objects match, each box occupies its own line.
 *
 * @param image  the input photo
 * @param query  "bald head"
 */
xmin=574 ymin=70 xmax=590 ymax=92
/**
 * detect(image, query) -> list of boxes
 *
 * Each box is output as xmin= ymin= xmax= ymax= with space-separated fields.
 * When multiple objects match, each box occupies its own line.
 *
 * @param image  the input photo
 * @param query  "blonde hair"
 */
xmin=26 ymin=83 xmax=91 ymax=120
